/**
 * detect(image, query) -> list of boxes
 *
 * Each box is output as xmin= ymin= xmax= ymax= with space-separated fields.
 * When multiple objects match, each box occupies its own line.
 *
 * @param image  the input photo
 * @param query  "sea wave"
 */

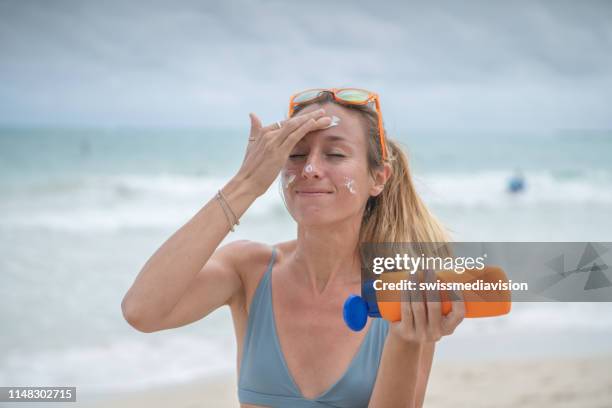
xmin=1 ymin=170 xmax=611 ymax=230
xmin=0 ymin=334 xmax=235 ymax=392
xmin=415 ymin=169 xmax=612 ymax=207
xmin=0 ymin=174 xmax=288 ymax=230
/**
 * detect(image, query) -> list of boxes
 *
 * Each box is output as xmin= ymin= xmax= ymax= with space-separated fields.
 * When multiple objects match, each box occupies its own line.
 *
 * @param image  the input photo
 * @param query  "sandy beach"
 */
xmin=425 ymin=354 xmax=612 ymax=408
xmin=81 ymin=354 xmax=612 ymax=407
xmin=81 ymin=374 xmax=239 ymax=407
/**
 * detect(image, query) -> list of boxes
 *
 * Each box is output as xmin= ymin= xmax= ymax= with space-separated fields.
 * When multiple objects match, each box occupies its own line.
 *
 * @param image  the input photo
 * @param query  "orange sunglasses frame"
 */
xmin=288 ymin=88 xmax=388 ymax=161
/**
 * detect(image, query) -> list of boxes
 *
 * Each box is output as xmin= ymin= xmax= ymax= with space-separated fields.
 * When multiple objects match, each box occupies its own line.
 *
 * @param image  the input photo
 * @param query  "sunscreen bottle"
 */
xmin=343 ymin=265 xmax=512 ymax=331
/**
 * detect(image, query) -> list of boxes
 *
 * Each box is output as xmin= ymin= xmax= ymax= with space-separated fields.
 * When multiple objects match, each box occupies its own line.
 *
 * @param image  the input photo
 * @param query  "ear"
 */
xmin=369 ymin=162 xmax=392 ymax=197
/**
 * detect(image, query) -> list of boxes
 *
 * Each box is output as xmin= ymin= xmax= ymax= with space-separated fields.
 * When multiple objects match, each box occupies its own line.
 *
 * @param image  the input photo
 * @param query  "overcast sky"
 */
xmin=1 ymin=0 xmax=611 ymax=131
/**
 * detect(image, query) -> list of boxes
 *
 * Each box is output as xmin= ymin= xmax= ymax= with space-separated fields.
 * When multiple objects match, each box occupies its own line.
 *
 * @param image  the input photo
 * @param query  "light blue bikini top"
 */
xmin=238 ymin=246 xmax=390 ymax=408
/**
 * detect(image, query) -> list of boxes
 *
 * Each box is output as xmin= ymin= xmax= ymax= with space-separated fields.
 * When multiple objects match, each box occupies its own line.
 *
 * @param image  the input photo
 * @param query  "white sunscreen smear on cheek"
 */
xmin=343 ymin=176 xmax=357 ymax=194
xmin=282 ymin=172 xmax=296 ymax=189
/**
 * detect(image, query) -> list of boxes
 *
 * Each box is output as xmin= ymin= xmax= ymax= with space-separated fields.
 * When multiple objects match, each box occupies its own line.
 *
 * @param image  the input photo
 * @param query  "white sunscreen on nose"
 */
xmin=304 ymin=164 xmax=314 ymax=173
xmin=343 ymin=176 xmax=357 ymax=194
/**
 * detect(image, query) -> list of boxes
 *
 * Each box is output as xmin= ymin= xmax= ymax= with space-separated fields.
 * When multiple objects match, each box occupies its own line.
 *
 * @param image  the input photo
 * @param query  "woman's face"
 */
xmin=281 ymin=102 xmax=384 ymax=226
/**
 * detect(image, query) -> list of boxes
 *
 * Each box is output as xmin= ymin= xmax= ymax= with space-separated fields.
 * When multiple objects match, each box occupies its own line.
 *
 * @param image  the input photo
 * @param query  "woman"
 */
xmin=121 ymin=88 xmax=465 ymax=407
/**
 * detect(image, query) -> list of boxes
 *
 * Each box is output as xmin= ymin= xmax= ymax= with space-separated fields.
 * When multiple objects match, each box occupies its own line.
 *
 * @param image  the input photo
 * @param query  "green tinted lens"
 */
xmin=293 ymin=89 xmax=326 ymax=104
xmin=336 ymin=89 xmax=370 ymax=103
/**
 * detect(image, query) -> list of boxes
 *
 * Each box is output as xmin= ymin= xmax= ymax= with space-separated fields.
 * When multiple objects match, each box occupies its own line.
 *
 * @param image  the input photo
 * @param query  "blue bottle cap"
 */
xmin=343 ymin=294 xmax=369 ymax=331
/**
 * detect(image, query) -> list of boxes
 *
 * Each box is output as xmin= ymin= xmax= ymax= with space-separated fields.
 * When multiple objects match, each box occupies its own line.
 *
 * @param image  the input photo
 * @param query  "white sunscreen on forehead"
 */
xmin=324 ymin=115 xmax=341 ymax=129
xmin=343 ymin=176 xmax=357 ymax=194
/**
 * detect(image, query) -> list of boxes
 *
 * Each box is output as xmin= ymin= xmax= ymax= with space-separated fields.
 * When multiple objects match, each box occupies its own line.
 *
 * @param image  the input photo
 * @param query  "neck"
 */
xmin=291 ymin=215 xmax=363 ymax=295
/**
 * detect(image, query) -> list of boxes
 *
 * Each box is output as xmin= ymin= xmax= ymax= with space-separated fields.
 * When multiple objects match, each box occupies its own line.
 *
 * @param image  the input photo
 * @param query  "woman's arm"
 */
xmin=121 ymin=175 xmax=258 ymax=333
xmin=369 ymin=339 xmax=435 ymax=408
xmin=369 ymin=334 xmax=423 ymax=407
xmin=121 ymin=109 xmax=332 ymax=333
xmin=415 ymin=342 xmax=435 ymax=407
xmin=369 ymin=274 xmax=464 ymax=408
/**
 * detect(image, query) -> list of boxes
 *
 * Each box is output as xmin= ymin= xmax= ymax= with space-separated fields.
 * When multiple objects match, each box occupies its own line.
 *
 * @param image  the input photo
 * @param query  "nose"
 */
xmin=301 ymin=155 xmax=322 ymax=180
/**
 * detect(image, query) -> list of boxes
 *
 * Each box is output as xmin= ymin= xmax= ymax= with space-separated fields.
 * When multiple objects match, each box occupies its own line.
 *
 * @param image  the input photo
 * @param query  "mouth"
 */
xmin=295 ymin=190 xmax=333 ymax=196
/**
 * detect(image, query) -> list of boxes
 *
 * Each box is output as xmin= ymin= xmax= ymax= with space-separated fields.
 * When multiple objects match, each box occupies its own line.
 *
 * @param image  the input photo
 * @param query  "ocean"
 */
xmin=1 ymin=127 xmax=612 ymax=399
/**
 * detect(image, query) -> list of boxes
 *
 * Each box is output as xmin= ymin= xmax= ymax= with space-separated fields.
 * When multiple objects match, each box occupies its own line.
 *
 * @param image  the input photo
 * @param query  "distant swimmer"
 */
xmin=508 ymin=169 xmax=525 ymax=193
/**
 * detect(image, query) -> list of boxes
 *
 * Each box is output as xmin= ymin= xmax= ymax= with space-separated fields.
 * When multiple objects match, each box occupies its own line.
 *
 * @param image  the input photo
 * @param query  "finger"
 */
xmin=411 ymin=274 xmax=426 ymax=336
xmin=424 ymin=269 xmax=441 ymax=329
xmin=261 ymin=117 xmax=286 ymax=133
xmin=400 ymin=280 xmax=415 ymax=331
xmin=248 ymin=113 xmax=265 ymax=146
xmin=249 ymin=112 xmax=263 ymax=136
xmin=276 ymin=108 xmax=327 ymax=139
xmin=263 ymin=108 xmax=325 ymax=136
xmin=279 ymin=115 xmax=333 ymax=151
xmin=441 ymin=289 xmax=465 ymax=334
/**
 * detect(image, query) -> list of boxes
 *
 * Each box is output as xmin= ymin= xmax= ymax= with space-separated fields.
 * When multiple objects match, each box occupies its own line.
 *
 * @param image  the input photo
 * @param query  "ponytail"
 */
xmin=360 ymin=138 xmax=452 ymax=245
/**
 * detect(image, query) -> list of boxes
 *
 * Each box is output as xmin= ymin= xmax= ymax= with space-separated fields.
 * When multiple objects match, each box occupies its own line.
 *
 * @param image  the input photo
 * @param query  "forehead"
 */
xmin=294 ymin=102 xmax=367 ymax=147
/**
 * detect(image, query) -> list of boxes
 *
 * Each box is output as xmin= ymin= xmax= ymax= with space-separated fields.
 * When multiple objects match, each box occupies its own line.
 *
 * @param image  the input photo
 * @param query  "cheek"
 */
xmin=284 ymin=160 xmax=304 ymax=173
xmin=281 ymin=169 xmax=296 ymax=189
xmin=343 ymin=176 xmax=357 ymax=194
xmin=333 ymin=169 xmax=368 ymax=197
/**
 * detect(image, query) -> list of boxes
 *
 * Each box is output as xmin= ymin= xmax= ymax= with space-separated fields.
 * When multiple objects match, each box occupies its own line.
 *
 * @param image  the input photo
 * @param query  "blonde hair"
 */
xmin=290 ymin=92 xmax=452 ymax=246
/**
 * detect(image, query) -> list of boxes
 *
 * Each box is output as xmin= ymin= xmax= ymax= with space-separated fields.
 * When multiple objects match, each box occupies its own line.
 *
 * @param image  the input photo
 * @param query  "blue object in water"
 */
xmin=508 ymin=176 xmax=525 ymax=193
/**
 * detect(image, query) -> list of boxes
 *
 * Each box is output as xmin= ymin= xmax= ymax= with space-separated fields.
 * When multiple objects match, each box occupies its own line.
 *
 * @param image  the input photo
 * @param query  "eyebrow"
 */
xmin=325 ymin=135 xmax=349 ymax=143
xmin=297 ymin=134 xmax=351 ymax=145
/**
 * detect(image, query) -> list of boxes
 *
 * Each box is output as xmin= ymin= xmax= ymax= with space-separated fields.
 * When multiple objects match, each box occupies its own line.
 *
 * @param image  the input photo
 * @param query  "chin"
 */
xmin=291 ymin=209 xmax=335 ymax=226
xmin=294 ymin=207 xmax=360 ymax=227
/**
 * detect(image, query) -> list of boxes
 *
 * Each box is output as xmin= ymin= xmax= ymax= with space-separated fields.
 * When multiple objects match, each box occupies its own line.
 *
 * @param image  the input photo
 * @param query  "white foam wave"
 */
xmin=1 ymin=170 xmax=611 ymax=230
xmin=0 ymin=173 xmax=287 ymax=231
xmin=416 ymin=169 xmax=612 ymax=208
xmin=0 ymin=334 xmax=234 ymax=392
xmin=455 ymin=302 xmax=612 ymax=337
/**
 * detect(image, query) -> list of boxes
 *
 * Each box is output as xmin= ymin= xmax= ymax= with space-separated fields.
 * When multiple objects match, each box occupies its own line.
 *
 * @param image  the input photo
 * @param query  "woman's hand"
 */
xmin=236 ymin=109 xmax=332 ymax=197
xmin=389 ymin=270 xmax=465 ymax=344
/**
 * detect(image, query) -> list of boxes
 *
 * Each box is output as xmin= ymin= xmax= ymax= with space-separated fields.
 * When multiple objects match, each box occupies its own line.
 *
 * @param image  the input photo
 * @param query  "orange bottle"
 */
xmin=343 ymin=266 xmax=511 ymax=331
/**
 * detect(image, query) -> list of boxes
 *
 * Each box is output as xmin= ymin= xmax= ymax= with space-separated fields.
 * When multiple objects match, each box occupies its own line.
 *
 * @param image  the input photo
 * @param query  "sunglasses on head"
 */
xmin=288 ymin=88 xmax=388 ymax=161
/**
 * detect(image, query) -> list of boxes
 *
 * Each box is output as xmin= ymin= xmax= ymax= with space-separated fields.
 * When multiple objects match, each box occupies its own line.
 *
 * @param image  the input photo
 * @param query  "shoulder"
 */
xmin=223 ymin=239 xmax=271 ymax=269
xmin=228 ymin=239 xmax=295 ymax=287
xmin=225 ymin=239 xmax=295 ymax=312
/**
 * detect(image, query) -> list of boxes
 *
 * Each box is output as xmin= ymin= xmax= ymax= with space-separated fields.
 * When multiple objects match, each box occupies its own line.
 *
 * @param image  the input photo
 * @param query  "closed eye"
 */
xmin=289 ymin=153 xmax=345 ymax=159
